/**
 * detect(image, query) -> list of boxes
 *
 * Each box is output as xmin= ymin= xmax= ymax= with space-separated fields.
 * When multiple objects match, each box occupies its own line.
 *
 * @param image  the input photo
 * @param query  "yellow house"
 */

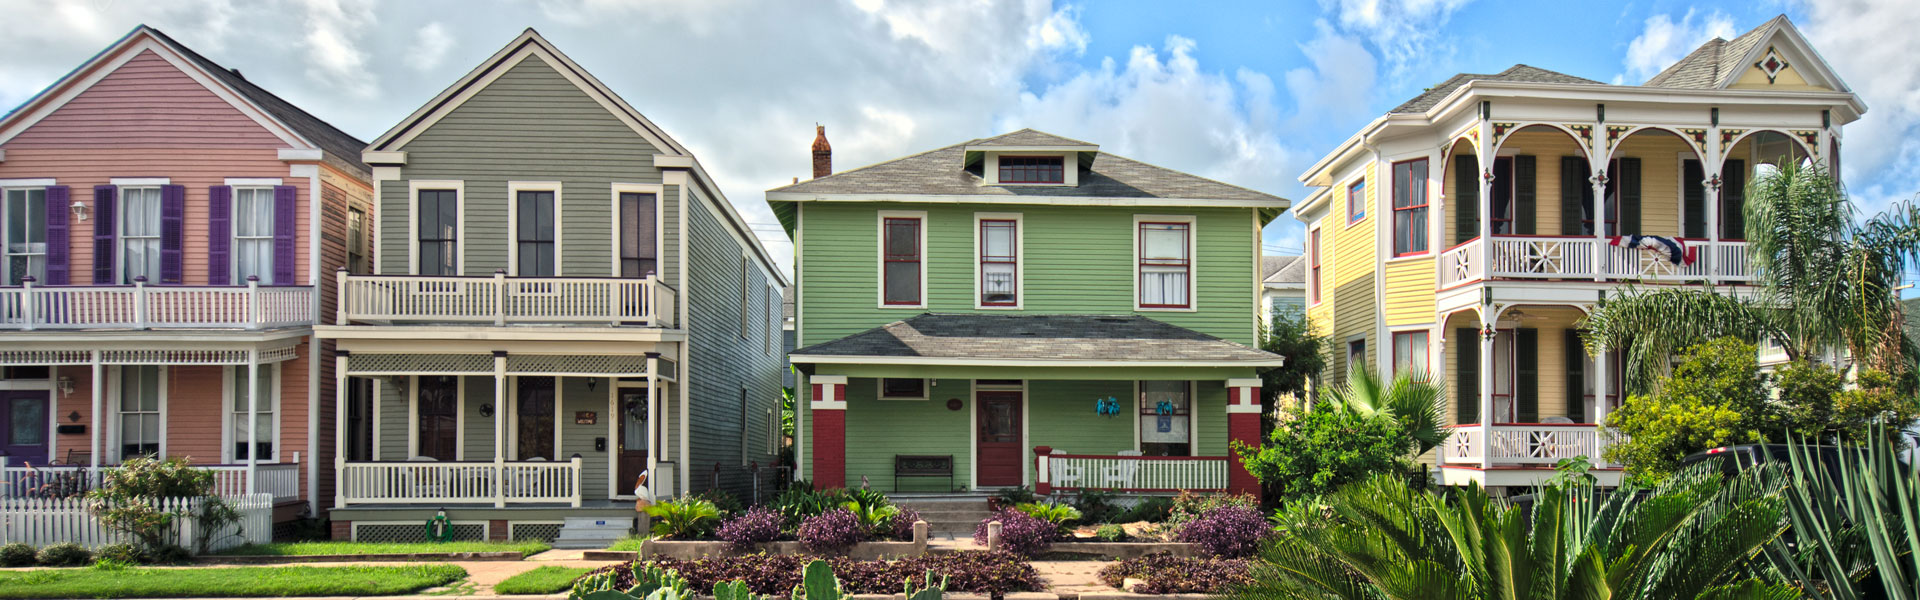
xmin=1294 ymin=15 xmax=1863 ymax=492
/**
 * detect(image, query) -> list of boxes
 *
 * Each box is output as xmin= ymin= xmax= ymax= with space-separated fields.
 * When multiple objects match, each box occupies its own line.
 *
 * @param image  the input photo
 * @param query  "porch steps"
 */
xmin=891 ymin=497 xmax=992 ymax=539
xmin=552 ymin=516 xmax=637 ymax=549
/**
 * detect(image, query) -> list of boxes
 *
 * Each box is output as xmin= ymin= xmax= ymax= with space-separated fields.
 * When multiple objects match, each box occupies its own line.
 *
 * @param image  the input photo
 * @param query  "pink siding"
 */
xmin=50 ymin=358 xmax=307 ymax=472
xmin=166 ymin=366 xmax=224 ymax=463
xmin=8 ymin=50 xmax=286 ymax=149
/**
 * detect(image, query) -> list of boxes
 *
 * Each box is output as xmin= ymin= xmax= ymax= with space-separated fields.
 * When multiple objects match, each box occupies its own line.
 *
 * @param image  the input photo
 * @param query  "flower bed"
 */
xmin=1096 ymin=554 xmax=1255 ymax=594
xmin=584 ymin=551 xmax=1043 ymax=595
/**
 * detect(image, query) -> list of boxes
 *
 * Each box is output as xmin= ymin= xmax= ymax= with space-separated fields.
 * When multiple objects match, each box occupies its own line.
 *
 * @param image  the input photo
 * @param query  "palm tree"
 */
xmin=1243 ymin=468 xmax=1796 ymax=600
xmin=1323 ymin=368 xmax=1448 ymax=457
xmin=1582 ymin=163 xmax=1920 ymax=392
xmin=1764 ymin=428 xmax=1920 ymax=600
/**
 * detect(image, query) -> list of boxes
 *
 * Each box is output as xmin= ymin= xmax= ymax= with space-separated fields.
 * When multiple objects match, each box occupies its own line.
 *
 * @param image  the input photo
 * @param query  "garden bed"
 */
xmin=589 ymin=551 xmax=1044 ymax=596
xmin=1096 ymin=554 xmax=1253 ymax=595
xmin=637 ymin=538 xmax=926 ymax=560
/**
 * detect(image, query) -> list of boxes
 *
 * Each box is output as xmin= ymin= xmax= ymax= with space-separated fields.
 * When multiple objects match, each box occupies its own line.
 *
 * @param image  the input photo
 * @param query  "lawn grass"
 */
xmin=605 ymin=535 xmax=649 ymax=552
xmin=215 ymin=540 xmax=551 ymax=557
xmin=493 ymin=565 xmax=590 ymax=595
xmin=0 ymin=564 xmax=467 ymax=599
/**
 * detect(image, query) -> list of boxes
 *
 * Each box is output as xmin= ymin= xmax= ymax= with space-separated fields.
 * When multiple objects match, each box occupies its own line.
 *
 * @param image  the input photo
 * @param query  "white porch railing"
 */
xmin=335 ymin=457 xmax=583 ymax=507
xmin=0 ymin=280 xmax=312 ymax=330
xmin=1439 ymin=236 xmax=1751 ymax=286
xmin=0 ymin=454 xmax=301 ymax=504
xmin=1036 ymin=453 xmax=1227 ymax=492
xmin=0 ymin=493 xmax=273 ymax=553
xmin=337 ymin=271 xmax=676 ymax=327
xmin=1440 ymin=424 xmax=1612 ymax=466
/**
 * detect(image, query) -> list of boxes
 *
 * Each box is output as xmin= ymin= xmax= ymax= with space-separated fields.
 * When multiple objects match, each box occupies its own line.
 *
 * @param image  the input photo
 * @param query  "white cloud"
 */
xmin=406 ymin=22 xmax=454 ymax=72
xmin=1318 ymin=0 xmax=1469 ymax=79
xmin=298 ymin=0 xmax=377 ymax=99
xmin=1796 ymin=0 xmax=1920 ymax=216
xmin=1618 ymin=8 xmax=1735 ymax=84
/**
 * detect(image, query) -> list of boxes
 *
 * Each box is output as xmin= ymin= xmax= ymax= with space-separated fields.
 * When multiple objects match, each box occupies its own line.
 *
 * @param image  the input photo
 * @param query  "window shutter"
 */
xmin=44 ymin=186 xmax=70 ymax=285
xmin=1682 ymin=160 xmax=1706 ymax=238
xmin=92 ymin=185 xmax=116 ymax=284
xmin=159 ymin=185 xmax=184 ymax=284
xmin=1516 ymin=328 xmax=1538 ymax=423
xmin=1560 ymin=157 xmax=1585 ymax=235
xmin=1618 ymin=157 xmax=1642 ymax=236
xmin=1722 ymin=160 xmax=1747 ymax=240
xmin=208 ymin=186 xmax=232 ymax=285
xmin=1514 ymin=155 xmax=1536 ymax=235
xmin=1565 ymin=331 xmax=1586 ymax=424
xmin=272 ymin=185 xmax=297 ymax=285
xmin=1456 ymin=328 xmax=1479 ymax=424
xmin=1454 ymin=155 xmax=1478 ymax=244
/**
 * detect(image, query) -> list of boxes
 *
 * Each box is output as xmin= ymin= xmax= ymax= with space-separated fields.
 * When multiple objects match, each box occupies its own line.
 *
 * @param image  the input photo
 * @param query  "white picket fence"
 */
xmin=0 ymin=494 xmax=273 ymax=553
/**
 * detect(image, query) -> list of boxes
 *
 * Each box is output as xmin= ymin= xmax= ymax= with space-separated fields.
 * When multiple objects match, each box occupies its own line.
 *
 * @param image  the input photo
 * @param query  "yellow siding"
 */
xmin=1383 ymin=258 xmax=1434 ymax=325
xmin=1325 ymin=162 xmax=1378 ymax=380
xmin=1614 ymin=133 xmax=1693 ymax=238
xmin=1729 ymin=63 xmax=1830 ymax=91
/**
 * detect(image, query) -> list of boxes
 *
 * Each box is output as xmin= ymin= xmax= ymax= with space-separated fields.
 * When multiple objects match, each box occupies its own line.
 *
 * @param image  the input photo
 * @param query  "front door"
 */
xmin=0 ymin=391 xmax=50 ymax=465
xmin=976 ymin=391 xmax=1023 ymax=487
xmin=616 ymin=388 xmax=651 ymax=494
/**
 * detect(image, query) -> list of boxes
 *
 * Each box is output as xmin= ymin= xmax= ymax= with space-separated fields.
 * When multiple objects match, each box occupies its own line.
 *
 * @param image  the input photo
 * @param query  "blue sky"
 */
xmin=2 ymin=0 xmax=1913 ymax=275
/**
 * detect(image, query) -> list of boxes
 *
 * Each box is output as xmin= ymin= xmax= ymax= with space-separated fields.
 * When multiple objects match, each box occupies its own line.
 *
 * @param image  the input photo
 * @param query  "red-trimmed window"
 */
xmin=1392 ymin=159 xmax=1429 ymax=256
xmin=1138 ymin=221 xmax=1191 ymax=308
xmin=882 ymin=217 xmax=921 ymax=305
xmin=1392 ymin=331 xmax=1429 ymax=378
xmin=1346 ymin=180 xmax=1365 ymax=224
xmin=1308 ymin=228 xmax=1322 ymax=304
xmin=979 ymin=219 xmax=1018 ymax=306
xmin=998 ymin=156 xmax=1065 ymax=184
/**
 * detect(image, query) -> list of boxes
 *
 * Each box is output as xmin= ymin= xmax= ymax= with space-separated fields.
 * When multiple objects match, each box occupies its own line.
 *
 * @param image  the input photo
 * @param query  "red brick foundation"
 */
xmin=330 ymin=520 xmax=352 ymax=541
xmin=489 ymin=519 xmax=510 ymax=541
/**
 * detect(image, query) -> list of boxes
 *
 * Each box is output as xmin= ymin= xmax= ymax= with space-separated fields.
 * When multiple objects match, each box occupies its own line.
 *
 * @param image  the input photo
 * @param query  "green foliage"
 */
xmin=692 ymin=489 xmax=744 ymax=516
xmin=1260 ymin=310 xmax=1330 ymax=400
xmin=92 ymin=544 xmax=143 ymax=565
xmin=0 ymin=564 xmax=468 ymax=599
xmin=1764 ymin=427 xmax=1920 ymax=600
xmin=1095 ymin=524 xmax=1127 ymax=542
xmin=570 ymin=571 xmax=622 ymax=598
xmin=1117 ymin=497 xmax=1173 ymax=523
xmin=33 ymin=543 xmax=89 ymax=567
xmin=1603 ymin=338 xmax=1778 ymax=478
xmin=1013 ymin=502 xmax=1081 ymax=533
xmin=1167 ymin=490 xmax=1258 ymax=531
xmin=902 ymin=570 xmax=947 ymax=600
xmin=1776 ymin=364 xmax=1920 ymax=442
xmin=990 ymin=486 xmax=1035 ymax=507
xmin=84 ymin=456 xmax=239 ymax=555
xmin=628 ymin=564 xmax=692 ymax=599
xmin=770 ymin=485 xmax=846 ymax=527
xmin=1545 ymin=456 xmax=1596 ymax=488
xmin=0 ymin=543 xmax=34 ymax=567
xmin=215 ymin=540 xmax=551 ymax=557
xmin=493 ymin=566 xmax=591 ymax=595
xmin=644 ymin=497 xmax=723 ymax=539
xmin=794 ymin=559 xmax=844 ymax=600
xmin=1322 ymin=367 xmax=1448 ymax=457
xmin=1071 ymin=489 xmax=1120 ymax=524
xmin=1234 ymin=400 xmax=1413 ymax=501
xmin=713 ymin=580 xmax=778 ymax=600
xmin=842 ymin=499 xmax=901 ymax=539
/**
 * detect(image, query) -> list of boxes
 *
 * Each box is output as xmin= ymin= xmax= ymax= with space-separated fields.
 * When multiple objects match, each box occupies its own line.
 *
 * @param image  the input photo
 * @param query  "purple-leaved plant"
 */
xmin=1175 ymin=505 xmax=1275 ymax=558
xmin=972 ymin=508 xmax=1057 ymax=557
xmin=889 ymin=508 xmax=922 ymax=541
xmin=716 ymin=506 xmax=783 ymax=550
xmin=797 ymin=508 xmax=862 ymax=552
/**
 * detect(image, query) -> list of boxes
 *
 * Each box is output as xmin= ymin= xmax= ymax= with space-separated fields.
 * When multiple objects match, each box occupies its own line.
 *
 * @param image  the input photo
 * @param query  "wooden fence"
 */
xmin=0 ymin=493 xmax=273 ymax=553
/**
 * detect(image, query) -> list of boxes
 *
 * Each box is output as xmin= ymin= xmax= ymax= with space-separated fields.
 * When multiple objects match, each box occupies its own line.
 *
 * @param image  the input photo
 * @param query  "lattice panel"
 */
xmin=506 ymin=354 xmax=650 ymax=375
xmin=0 ymin=350 xmax=91 ymax=366
xmin=510 ymin=523 xmax=562 ymax=542
xmin=347 ymin=353 xmax=492 ymax=374
xmin=355 ymin=522 xmax=486 ymax=543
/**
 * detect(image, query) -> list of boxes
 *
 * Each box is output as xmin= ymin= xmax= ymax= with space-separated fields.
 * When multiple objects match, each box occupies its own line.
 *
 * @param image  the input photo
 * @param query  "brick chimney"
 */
xmin=811 ymin=124 xmax=832 ymax=179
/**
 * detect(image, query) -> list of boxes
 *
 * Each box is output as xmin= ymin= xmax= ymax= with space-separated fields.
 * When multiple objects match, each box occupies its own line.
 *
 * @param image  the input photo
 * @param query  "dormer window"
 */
xmin=998 ymin=156 xmax=1065 ymax=184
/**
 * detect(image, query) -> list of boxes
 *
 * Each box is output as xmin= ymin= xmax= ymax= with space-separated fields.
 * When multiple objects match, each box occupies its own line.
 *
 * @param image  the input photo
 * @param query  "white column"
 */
xmin=1593 ymin=344 xmax=1611 ymax=464
xmin=246 ymin=349 xmax=259 ymax=495
xmin=1478 ymin=310 xmax=1496 ymax=470
xmin=334 ymin=352 xmax=350 ymax=509
xmin=89 ymin=351 xmax=102 ymax=480
xmin=1476 ymin=112 xmax=1494 ymax=280
xmin=493 ymin=351 xmax=507 ymax=508
xmin=1592 ymin=122 xmax=1610 ymax=281
xmin=678 ymin=363 xmax=690 ymax=498
xmin=645 ymin=355 xmax=660 ymax=499
xmin=1705 ymin=122 xmax=1723 ymax=277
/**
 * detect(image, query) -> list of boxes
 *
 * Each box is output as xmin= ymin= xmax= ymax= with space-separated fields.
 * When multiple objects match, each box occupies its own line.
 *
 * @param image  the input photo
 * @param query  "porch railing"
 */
xmin=0 ymin=493 xmax=273 ymax=553
xmin=0 ymin=453 xmax=300 ymax=503
xmin=336 ymin=271 xmax=676 ymax=328
xmin=1034 ymin=451 xmax=1227 ymax=493
xmin=0 ymin=280 xmax=312 ymax=330
xmin=1438 ymin=236 xmax=1751 ymax=287
xmin=1440 ymin=424 xmax=1612 ymax=466
xmin=335 ymin=457 xmax=583 ymax=507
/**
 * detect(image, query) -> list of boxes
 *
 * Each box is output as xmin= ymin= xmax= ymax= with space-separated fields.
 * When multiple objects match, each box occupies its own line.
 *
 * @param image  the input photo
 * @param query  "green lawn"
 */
xmin=215 ymin=540 xmax=551 ymax=557
xmin=604 ymin=535 xmax=649 ymax=552
xmin=493 ymin=566 xmax=591 ymax=595
xmin=0 ymin=564 xmax=467 ymax=599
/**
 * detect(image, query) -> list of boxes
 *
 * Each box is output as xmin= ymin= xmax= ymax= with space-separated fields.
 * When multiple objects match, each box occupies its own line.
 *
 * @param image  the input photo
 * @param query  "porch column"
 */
xmin=1705 ymin=119 xmax=1723 ymax=277
xmin=1593 ymin=344 xmax=1611 ymax=466
xmin=246 ymin=349 xmax=260 ymax=495
xmin=492 ymin=351 xmax=507 ymax=508
xmin=1592 ymin=121 xmax=1610 ymax=281
xmin=1476 ymin=108 xmax=1495 ymax=286
xmin=1479 ymin=311 xmax=1496 ymax=470
xmin=334 ymin=352 xmax=350 ymax=509
xmin=89 ymin=351 xmax=102 ymax=479
xmin=645 ymin=354 xmax=660 ymax=499
xmin=1225 ymin=378 xmax=1263 ymax=500
xmin=808 ymin=375 xmax=847 ymax=489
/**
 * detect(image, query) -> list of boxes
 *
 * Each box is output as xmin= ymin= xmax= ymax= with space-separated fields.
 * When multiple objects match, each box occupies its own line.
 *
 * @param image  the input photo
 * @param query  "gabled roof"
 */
xmin=790 ymin=313 xmax=1283 ymax=366
xmin=1390 ymin=65 xmax=1603 ymax=114
xmin=1642 ymin=15 xmax=1849 ymax=92
xmin=1262 ymin=255 xmax=1304 ymax=285
xmin=144 ymin=28 xmax=368 ymax=175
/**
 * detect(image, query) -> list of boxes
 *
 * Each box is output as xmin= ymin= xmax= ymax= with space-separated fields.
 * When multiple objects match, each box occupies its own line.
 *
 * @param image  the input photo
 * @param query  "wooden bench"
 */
xmin=893 ymin=455 xmax=954 ymax=493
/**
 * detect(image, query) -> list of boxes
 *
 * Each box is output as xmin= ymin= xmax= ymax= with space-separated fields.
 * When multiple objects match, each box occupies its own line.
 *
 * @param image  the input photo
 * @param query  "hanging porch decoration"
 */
xmin=1094 ymin=397 xmax=1121 ymax=416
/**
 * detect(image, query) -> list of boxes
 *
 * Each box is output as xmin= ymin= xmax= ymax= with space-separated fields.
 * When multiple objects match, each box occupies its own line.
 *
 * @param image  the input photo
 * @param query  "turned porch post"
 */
xmin=645 ymin=354 xmax=660 ymax=499
xmin=1479 ymin=310 xmax=1497 ymax=470
xmin=246 ymin=348 xmax=260 ymax=495
xmin=334 ymin=351 xmax=350 ymax=509
xmin=808 ymin=375 xmax=847 ymax=489
xmin=1225 ymin=378 xmax=1263 ymax=500
xmin=492 ymin=350 xmax=507 ymax=508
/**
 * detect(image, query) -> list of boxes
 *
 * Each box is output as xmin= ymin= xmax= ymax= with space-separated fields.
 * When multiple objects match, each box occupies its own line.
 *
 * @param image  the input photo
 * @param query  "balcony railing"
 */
xmin=336 ymin=272 xmax=676 ymax=328
xmin=335 ymin=458 xmax=583 ymax=507
xmin=1440 ymin=236 xmax=1752 ymax=288
xmin=1440 ymin=424 xmax=1612 ymax=467
xmin=0 ymin=454 xmax=302 ymax=503
xmin=0 ymin=280 xmax=312 ymax=331
xmin=1034 ymin=450 xmax=1227 ymax=493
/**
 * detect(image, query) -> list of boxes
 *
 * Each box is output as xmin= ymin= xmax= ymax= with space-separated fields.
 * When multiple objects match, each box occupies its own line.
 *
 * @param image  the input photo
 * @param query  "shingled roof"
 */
xmin=1262 ymin=255 xmax=1305 ymax=286
xmin=1643 ymin=18 xmax=1774 ymax=89
xmin=790 ymin=313 xmax=1283 ymax=365
xmin=1390 ymin=64 xmax=1603 ymax=114
xmin=145 ymin=27 xmax=370 ymax=177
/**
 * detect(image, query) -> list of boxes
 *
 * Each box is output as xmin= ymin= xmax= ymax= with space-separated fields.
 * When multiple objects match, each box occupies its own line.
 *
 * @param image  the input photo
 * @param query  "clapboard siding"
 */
xmin=684 ymin=188 xmax=784 ymax=500
xmin=8 ymin=50 xmax=284 ymax=149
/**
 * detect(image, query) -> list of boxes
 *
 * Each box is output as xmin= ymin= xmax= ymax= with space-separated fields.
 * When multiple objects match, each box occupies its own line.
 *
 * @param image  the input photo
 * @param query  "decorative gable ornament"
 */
xmin=1755 ymin=46 xmax=1791 ymax=84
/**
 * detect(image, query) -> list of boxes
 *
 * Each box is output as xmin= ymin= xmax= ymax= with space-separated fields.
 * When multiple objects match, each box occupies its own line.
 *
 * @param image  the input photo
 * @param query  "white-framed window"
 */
xmin=232 ymin=187 xmax=276 ymax=283
xmin=3 ymin=187 xmax=47 ymax=285
xmin=1138 ymin=381 xmax=1192 ymax=457
xmin=228 ymin=365 xmax=277 ymax=461
xmin=346 ymin=207 xmax=368 ymax=274
xmin=120 ymin=186 xmax=161 ymax=284
xmin=1135 ymin=216 xmax=1194 ymax=309
xmin=878 ymin=211 xmax=927 ymax=308
xmin=766 ymin=285 xmax=778 ymax=356
xmin=997 ymin=155 xmax=1066 ymax=184
xmin=512 ymin=188 xmax=558 ymax=276
xmin=410 ymin=182 xmax=463 ymax=276
xmin=117 ymin=365 xmax=163 ymax=460
xmin=765 ymin=406 xmax=776 ymax=454
xmin=739 ymin=387 xmax=750 ymax=465
xmin=976 ymin=214 xmax=1020 ymax=308
xmin=614 ymin=188 xmax=659 ymax=278
xmin=739 ymin=255 xmax=751 ymax=338
xmin=1392 ymin=330 xmax=1429 ymax=379
xmin=878 ymin=378 xmax=927 ymax=401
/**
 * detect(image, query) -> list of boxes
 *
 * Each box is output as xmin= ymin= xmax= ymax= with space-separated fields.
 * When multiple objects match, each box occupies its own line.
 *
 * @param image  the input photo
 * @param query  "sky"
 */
xmin=3 ymin=0 xmax=1917 ymax=280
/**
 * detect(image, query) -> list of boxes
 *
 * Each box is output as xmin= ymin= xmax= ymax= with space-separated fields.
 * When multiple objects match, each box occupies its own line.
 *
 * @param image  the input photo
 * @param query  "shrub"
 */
xmin=1167 ymin=490 xmax=1257 ymax=531
xmin=770 ymin=486 xmax=846 ymax=527
xmin=989 ymin=486 xmax=1035 ymax=508
xmin=973 ymin=508 xmax=1057 ymax=557
xmin=797 ymin=508 xmax=862 ymax=552
xmin=1603 ymin=338 xmax=1775 ymax=478
xmin=35 ymin=542 xmax=91 ymax=567
xmin=692 ymin=488 xmax=744 ymax=515
xmin=86 ymin=456 xmax=239 ymax=554
xmin=1097 ymin=554 xmax=1254 ymax=594
xmin=843 ymin=499 xmax=901 ymax=539
xmin=93 ymin=543 xmax=144 ymax=565
xmin=1118 ymin=497 xmax=1173 ymax=523
xmin=1095 ymin=524 xmax=1127 ymax=542
xmin=888 ymin=508 xmax=923 ymax=541
xmin=1234 ymin=400 xmax=1413 ymax=501
xmin=0 ymin=543 xmax=36 ymax=567
xmin=1071 ymin=490 xmax=1121 ymax=524
xmin=715 ymin=506 xmax=783 ymax=550
xmin=1014 ymin=502 xmax=1081 ymax=534
xmin=1175 ymin=506 xmax=1274 ymax=558
xmin=645 ymin=497 xmax=723 ymax=539
xmin=599 ymin=551 xmax=1042 ymax=595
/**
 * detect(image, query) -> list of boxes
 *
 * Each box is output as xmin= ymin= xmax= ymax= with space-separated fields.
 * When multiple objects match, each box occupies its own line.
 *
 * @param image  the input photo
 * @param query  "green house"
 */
xmin=769 ymin=129 xmax=1289 ymax=497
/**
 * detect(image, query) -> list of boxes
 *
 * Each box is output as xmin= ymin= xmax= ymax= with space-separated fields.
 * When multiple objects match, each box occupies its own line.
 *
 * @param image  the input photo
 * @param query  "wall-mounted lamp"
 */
xmin=586 ymin=378 xmax=597 ymax=392
xmin=70 ymin=199 xmax=90 ymax=221
xmin=56 ymin=376 xmax=73 ymax=398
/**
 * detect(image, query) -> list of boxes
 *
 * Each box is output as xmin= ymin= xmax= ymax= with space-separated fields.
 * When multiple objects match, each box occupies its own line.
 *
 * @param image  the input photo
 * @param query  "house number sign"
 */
xmin=575 ymin=411 xmax=598 ymax=425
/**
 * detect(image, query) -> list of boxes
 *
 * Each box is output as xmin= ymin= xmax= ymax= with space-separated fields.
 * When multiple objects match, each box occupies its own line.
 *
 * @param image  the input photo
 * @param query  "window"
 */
xmin=1347 ymin=339 xmax=1366 ymax=374
xmin=1308 ymin=228 xmax=1322 ymax=305
xmin=417 ymin=189 xmax=458 ymax=275
xmin=230 ymin=365 xmax=276 ymax=461
xmin=1391 ymin=160 xmax=1429 ymax=256
xmin=739 ymin=388 xmax=749 ymax=465
xmin=1346 ymin=180 xmax=1364 ymax=224
xmin=882 ymin=216 xmax=922 ymax=306
xmin=515 ymin=190 xmax=556 ymax=276
xmin=765 ymin=406 xmax=776 ymax=454
xmin=120 ymin=187 xmax=161 ymax=283
xmin=3 ymin=188 xmax=46 ymax=285
xmin=345 ymin=208 xmax=367 ymax=274
xmin=767 ymin=286 xmax=778 ymax=355
xmin=739 ymin=256 xmax=751 ymax=338
xmin=979 ymin=218 xmax=1018 ymax=306
xmin=1138 ymin=221 xmax=1191 ymax=308
xmin=1489 ymin=158 xmax=1514 ymax=235
xmin=998 ymin=156 xmax=1064 ymax=184
xmin=118 ymin=366 xmax=161 ymax=459
xmin=345 ymin=377 xmax=372 ymax=461
xmin=233 ymin=188 xmax=275 ymax=283
xmin=416 ymin=376 xmax=458 ymax=460
xmin=1138 ymin=381 xmax=1191 ymax=457
xmin=1392 ymin=331 xmax=1428 ymax=378
xmin=619 ymin=192 xmax=658 ymax=277
xmin=516 ymin=377 xmax=555 ymax=460
xmin=879 ymin=378 xmax=926 ymax=400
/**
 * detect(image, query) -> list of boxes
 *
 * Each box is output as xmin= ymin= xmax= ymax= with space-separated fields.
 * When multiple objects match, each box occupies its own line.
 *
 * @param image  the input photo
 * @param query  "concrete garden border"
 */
xmin=194 ymin=551 xmax=526 ymax=563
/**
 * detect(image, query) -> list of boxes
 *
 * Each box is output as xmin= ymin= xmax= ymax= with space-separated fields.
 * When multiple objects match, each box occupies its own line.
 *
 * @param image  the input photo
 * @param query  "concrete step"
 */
xmin=553 ymin=516 xmax=636 ymax=549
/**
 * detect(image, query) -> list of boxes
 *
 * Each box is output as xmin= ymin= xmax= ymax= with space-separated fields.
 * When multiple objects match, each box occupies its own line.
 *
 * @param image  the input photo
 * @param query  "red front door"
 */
xmin=976 ymin=391 xmax=1023 ymax=487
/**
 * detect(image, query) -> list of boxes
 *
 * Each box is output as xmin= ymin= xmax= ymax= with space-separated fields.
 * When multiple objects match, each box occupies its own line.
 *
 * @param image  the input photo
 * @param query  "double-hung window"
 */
xmin=1392 ymin=331 xmax=1429 ymax=379
xmin=120 ymin=187 xmax=162 ymax=283
xmin=978 ymin=218 xmax=1018 ymax=306
xmin=1138 ymin=381 xmax=1191 ymax=456
xmin=881 ymin=216 xmax=922 ymax=306
xmin=1346 ymin=180 xmax=1365 ymax=224
xmin=118 ymin=366 xmax=161 ymax=459
xmin=1137 ymin=221 xmax=1191 ymax=308
xmin=417 ymin=189 xmax=458 ymax=275
xmin=515 ymin=190 xmax=556 ymax=276
xmin=3 ymin=188 xmax=46 ymax=285
xmin=1308 ymin=228 xmax=1322 ymax=304
xmin=1391 ymin=159 xmax=1429 ymax=256
xmin=346 ymin=208 xmax=367 ymax=274
xmin=233 ymin=188 xmax=276 ymax=283
xmin=998 ymin=156 xmax=1064 ymax=184
xmin=879 ymin=378 xmax=926 ymax=400
xmin=739 ymin=256 xmax=751 ymax=338
xmin=230 ymin=365 xmax=276 ymax=461
xmin=619 ymin=192 xmax=658 ymax=277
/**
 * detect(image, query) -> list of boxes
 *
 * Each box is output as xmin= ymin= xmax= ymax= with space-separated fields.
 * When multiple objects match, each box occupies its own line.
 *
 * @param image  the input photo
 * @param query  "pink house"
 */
xmin=0 ymin=26 xmax=373 ymax=523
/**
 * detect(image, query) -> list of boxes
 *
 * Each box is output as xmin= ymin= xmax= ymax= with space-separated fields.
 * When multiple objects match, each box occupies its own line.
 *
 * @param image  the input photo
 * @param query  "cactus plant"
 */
xmin=902 ymin=570 xmax=947 ymax=600
xmin=791 ymin=559 xmax=844 ymax=600
xmin=713 ymin=580 xmax=777 ymax=600
xmin=629 ymin=564 xmax=692 ymax=599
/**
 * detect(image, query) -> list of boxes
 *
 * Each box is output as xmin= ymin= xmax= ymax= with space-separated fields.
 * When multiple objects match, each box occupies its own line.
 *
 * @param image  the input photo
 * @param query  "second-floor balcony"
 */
xmin=334 ymin=271 xmax=677 ymax=328
xmin=1440 ymin=235 xmax=1752 ymax=288
xmin=0 ymin=279 xmax=313 ymax=331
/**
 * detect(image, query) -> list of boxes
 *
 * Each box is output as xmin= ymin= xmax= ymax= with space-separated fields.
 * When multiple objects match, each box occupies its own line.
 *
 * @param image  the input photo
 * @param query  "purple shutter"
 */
xmin=272 ymin=185 xmax=296 ymax=285
xmin=159 ymin=185 xmax=184 ymax=284
xmin=92 ymin=185 xmax=116 ymax=284
xmin=44 ymin=186 xmax=70 ymax=285
xmin=207 ymin=186 xmax=232 ymax=285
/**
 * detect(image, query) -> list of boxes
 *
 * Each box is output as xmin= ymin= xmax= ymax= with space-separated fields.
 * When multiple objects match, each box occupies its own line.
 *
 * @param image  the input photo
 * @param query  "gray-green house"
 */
xmin=315 ymin=30 xmax=788 ymax=543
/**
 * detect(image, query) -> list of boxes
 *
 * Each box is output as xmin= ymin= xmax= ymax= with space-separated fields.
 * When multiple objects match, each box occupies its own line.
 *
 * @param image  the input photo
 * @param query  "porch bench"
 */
xmin=893 ymin=455 xmax=954 ymax=493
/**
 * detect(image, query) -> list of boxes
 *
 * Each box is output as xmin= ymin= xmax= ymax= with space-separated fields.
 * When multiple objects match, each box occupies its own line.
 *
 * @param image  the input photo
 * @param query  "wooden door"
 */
xmin=975 ymin=391 xmax=1023 ymax=487
xmin=0 ymin=391 xmax=48 ymax=465
xmin=616 ymin=388 xmax=650 ymax=494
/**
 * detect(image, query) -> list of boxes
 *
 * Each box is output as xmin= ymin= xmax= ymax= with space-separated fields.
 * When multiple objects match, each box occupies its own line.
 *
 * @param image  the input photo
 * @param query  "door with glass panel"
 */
xmin=0 ymin=390 xmax=49 ymax=466
xmin=975 ymin=391 xmax=1023 ymax=487
xmin=616 ymin=387 xmax=653 ymax=493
